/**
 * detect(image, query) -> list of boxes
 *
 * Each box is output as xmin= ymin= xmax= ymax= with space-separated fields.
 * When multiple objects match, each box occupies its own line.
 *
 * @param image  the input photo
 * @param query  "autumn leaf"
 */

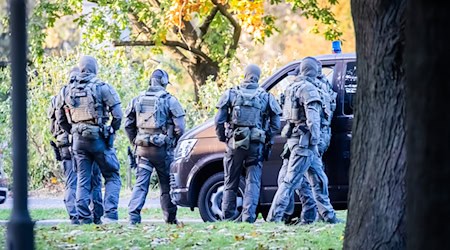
xmin=234 ymin=234 xmax=245 ymax=241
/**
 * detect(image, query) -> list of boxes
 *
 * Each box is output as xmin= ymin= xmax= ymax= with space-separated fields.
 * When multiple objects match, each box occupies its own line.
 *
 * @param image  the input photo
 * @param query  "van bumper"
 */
xmin=170 ymin=160 xmax=191 ymax=207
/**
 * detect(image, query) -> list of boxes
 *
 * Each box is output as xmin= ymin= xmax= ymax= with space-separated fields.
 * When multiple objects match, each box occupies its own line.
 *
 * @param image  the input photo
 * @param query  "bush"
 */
xmin=0 ymin=49 xmax=284 ymax=189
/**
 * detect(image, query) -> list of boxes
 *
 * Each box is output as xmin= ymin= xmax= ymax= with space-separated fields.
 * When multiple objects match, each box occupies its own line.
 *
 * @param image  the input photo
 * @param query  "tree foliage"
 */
xmin=22 ymin=0 xmax=342 ymax=100
xmin=0 ymin=47 xmax=283 ymax=188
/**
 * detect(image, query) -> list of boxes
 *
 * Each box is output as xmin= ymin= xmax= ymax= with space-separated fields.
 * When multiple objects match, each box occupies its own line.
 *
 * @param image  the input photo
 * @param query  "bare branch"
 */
xmin=199 ymin=7 xmax=219 ymax=37
xmin=211 ymin=0 xmax=241 ymax=54
xmin=114 ymin=40 xmax=214 ymax=64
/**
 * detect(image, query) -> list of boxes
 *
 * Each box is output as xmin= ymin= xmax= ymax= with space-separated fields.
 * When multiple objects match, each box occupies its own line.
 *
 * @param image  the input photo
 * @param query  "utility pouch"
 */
xmin=55 ymin=133 xmax=70 ymax=147
xmin=150 ymin=134 xmax=167 ymax=147
xmin=299 ymin=131 xmax=311 ymax=148
xmin=250 ymin=128 xmax=266 ymax=143
xmin=135 ymin=133 xmax=167 ymax=147
xmin=77 ymin=124 xmax=101 ymax=140
xmin=134 ymin=133 xmax=152 ymax=147
xmin=231 ymin=127 xmax=251 ymax=150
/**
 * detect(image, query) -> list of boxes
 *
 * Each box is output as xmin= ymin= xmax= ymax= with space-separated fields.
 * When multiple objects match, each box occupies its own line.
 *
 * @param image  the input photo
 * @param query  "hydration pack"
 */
xmin=230 ymin=87 xmax=265 ymax=128
xmin=136 ymin=90 xmax=168 ymax=130
xmin=66 ymin=79 xmax=102 ymax=124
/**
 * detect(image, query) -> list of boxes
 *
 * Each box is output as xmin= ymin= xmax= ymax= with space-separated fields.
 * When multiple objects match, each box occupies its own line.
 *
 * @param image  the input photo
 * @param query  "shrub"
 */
xmin=0 ymin=49 xmax=283 ymax=189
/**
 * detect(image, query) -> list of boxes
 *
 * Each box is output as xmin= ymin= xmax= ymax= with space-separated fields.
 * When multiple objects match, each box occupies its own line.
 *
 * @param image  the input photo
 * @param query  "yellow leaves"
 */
xmin=166 ymin=0 xmax=269 ymax=40
xmin=229 ymin=0 xmax=268 ymax=40
xmin=50 ymin=177 xmax=58 ymax=184
xmin=167 ymin=0 xmax=214 ymax=28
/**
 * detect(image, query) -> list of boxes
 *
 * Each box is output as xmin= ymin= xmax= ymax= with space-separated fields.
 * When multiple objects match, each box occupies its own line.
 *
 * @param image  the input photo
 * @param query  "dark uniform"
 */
xmin=56 ymin=56 xmax=123 ymax=224
xmin=267 ymin=57 xmax=338 ymax=223
xmin=215 ymin=64 xmax=281 ymax=223
xmin=296 ymin=58 xmax=339 ymax=224
xmin=125 ymin=69 xmax=185 ymax=224
xmin=48 ymin=67 xmax=104 ymax=224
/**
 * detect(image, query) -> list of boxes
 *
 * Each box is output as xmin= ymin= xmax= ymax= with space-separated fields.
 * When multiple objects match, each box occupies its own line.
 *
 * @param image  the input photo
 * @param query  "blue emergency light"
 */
xmin=332 ymin=40 xmax=342 ymax=54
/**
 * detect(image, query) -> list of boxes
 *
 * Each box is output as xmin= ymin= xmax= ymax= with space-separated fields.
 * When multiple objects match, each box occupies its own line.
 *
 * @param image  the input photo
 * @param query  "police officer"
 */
xmin=125 ymin=69 xmax=185 ymax=225
xmin=267 ymin=57 xmax=339 ymax=223
xmin=295 ymin=58 xmax=339 ymax=224
xmin=56 ymin=56 xmax=123 ymax=224
xmin=48 ymin=67 xmax=104 ymax=224
xmin=215 ymin=64 xmax=281 ymax=223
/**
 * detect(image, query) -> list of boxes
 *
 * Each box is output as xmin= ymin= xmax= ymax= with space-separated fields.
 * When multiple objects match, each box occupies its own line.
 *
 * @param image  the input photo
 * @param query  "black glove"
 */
xmin=127 ymin=146 xmax=137 ymax=169
xmin=216 ymin=124 xmax=227 ymax=142
xmin=263 ymin=143 xmax=273 ymax=161
xmin=50 ymin=141 xmax=62 ymax=161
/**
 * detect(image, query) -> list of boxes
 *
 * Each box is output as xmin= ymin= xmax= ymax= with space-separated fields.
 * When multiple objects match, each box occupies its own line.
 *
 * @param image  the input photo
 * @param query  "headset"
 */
xmin=155 ymin=69 xmax=169 ymax=85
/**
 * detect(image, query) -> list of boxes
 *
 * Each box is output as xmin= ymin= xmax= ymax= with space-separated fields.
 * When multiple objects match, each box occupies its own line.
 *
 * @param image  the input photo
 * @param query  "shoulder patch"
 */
xmin=216 ymin=89 xmax=231 ymax=108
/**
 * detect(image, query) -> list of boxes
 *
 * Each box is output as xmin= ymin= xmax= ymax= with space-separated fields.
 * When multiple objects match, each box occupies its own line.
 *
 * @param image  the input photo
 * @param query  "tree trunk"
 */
xmin=406 ymin=2 xmax=450 ymax=249
xmin=344 ymin=0 xmax=406 ymax=249
xmin=187 ymin=58 xmax=219 ymax=102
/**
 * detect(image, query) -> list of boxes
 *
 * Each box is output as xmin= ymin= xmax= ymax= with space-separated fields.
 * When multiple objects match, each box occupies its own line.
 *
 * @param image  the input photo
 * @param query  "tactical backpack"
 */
xmin=66 ymin=79 xmax=102 ymax=124
xmin=230 ymin=87 xmax=265 ymax=128
xmin=136 ymin=90 xmax=169 ymax=131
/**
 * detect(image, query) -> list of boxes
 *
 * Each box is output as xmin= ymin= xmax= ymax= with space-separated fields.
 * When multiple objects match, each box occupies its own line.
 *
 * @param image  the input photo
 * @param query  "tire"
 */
xmin=197 ymin=172 xmax=245 ymax=222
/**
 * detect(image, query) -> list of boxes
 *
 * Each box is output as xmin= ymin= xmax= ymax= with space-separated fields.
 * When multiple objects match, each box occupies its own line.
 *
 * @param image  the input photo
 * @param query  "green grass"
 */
xmin=0 ymin=221 xmax=345 ymax=249
xmin=0 ymin=207 xmax=200 ymax=221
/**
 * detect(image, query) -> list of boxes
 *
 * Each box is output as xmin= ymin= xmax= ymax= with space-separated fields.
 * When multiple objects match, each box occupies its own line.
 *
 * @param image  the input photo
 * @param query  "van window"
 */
xmin=344 ymin=61 xmax=357 ymax=115
xmin=270 ymin=65 xmax=335 ymax=104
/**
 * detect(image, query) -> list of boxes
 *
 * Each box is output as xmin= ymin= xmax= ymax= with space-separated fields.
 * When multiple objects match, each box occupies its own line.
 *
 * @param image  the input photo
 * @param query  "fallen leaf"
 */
xmin=234 ymin=234 xmax=245 ymax=241
xmin=250 ymin=231 xmax=259 ymax=237
xmin=50 ymin=177 xmax=58 ymax=184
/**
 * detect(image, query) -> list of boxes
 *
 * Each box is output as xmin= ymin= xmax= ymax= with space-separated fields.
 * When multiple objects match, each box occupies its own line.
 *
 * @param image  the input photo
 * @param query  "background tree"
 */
xmin=29 ymin=0 xmax=342 ymax=101
xmin=344 ymin=0 xmax=406 ymax=248
xmin=406 ymin=1 xmax=450 ymax=249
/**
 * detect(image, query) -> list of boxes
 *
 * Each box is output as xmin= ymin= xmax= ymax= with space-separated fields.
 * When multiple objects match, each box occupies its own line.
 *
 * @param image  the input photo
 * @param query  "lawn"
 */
xmin=0 ymin=221 xmax=345 ymax=249
xmin=0 ymin=207 xmax=200 ymax=221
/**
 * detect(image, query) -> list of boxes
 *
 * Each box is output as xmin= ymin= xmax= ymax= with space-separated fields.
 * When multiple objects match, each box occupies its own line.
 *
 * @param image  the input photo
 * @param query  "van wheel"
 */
xmin=197 ymin=172 xmax=245 ymax=222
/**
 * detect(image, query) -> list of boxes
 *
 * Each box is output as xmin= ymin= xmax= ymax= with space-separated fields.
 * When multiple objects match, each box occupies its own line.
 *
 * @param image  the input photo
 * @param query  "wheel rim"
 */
xmin=205 ymin=180 xmax=243 ymax=221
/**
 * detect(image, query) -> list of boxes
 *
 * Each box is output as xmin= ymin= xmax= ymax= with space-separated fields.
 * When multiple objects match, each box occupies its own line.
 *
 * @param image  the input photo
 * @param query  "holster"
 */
xmin=281 ymin=123 xmax=294 ymax=138
xmin=299 ymin=131 xmax=311 ymax=148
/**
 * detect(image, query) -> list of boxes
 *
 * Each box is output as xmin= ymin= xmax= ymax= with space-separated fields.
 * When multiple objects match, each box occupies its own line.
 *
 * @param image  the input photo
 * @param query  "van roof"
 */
xmin=280 ymin=53 xmax=356 ymax=71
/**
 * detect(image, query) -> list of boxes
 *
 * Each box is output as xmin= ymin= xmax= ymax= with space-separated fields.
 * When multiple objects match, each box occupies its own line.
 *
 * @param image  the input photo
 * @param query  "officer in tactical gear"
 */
xmin=293 ymin=58 xmax=339 ymax=224
xmin=215 ymin=64 xmax=282 ymax=223
xmin=267 ymin=57 xmax=339 ymax=223
xmin=56 ymin=56 xmax=123 ymax=224
xmin=125 ymin=69 xmax=186 ymax=225
xmin=48 ymin=67 xmax=104 ymax=224
xmin=275 ymin=59 xmax=339 ymax=224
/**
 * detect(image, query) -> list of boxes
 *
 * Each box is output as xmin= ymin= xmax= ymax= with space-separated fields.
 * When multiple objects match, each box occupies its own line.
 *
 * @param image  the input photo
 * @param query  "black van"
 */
xmin=170 ymin=53 xmax=357 ymax=222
